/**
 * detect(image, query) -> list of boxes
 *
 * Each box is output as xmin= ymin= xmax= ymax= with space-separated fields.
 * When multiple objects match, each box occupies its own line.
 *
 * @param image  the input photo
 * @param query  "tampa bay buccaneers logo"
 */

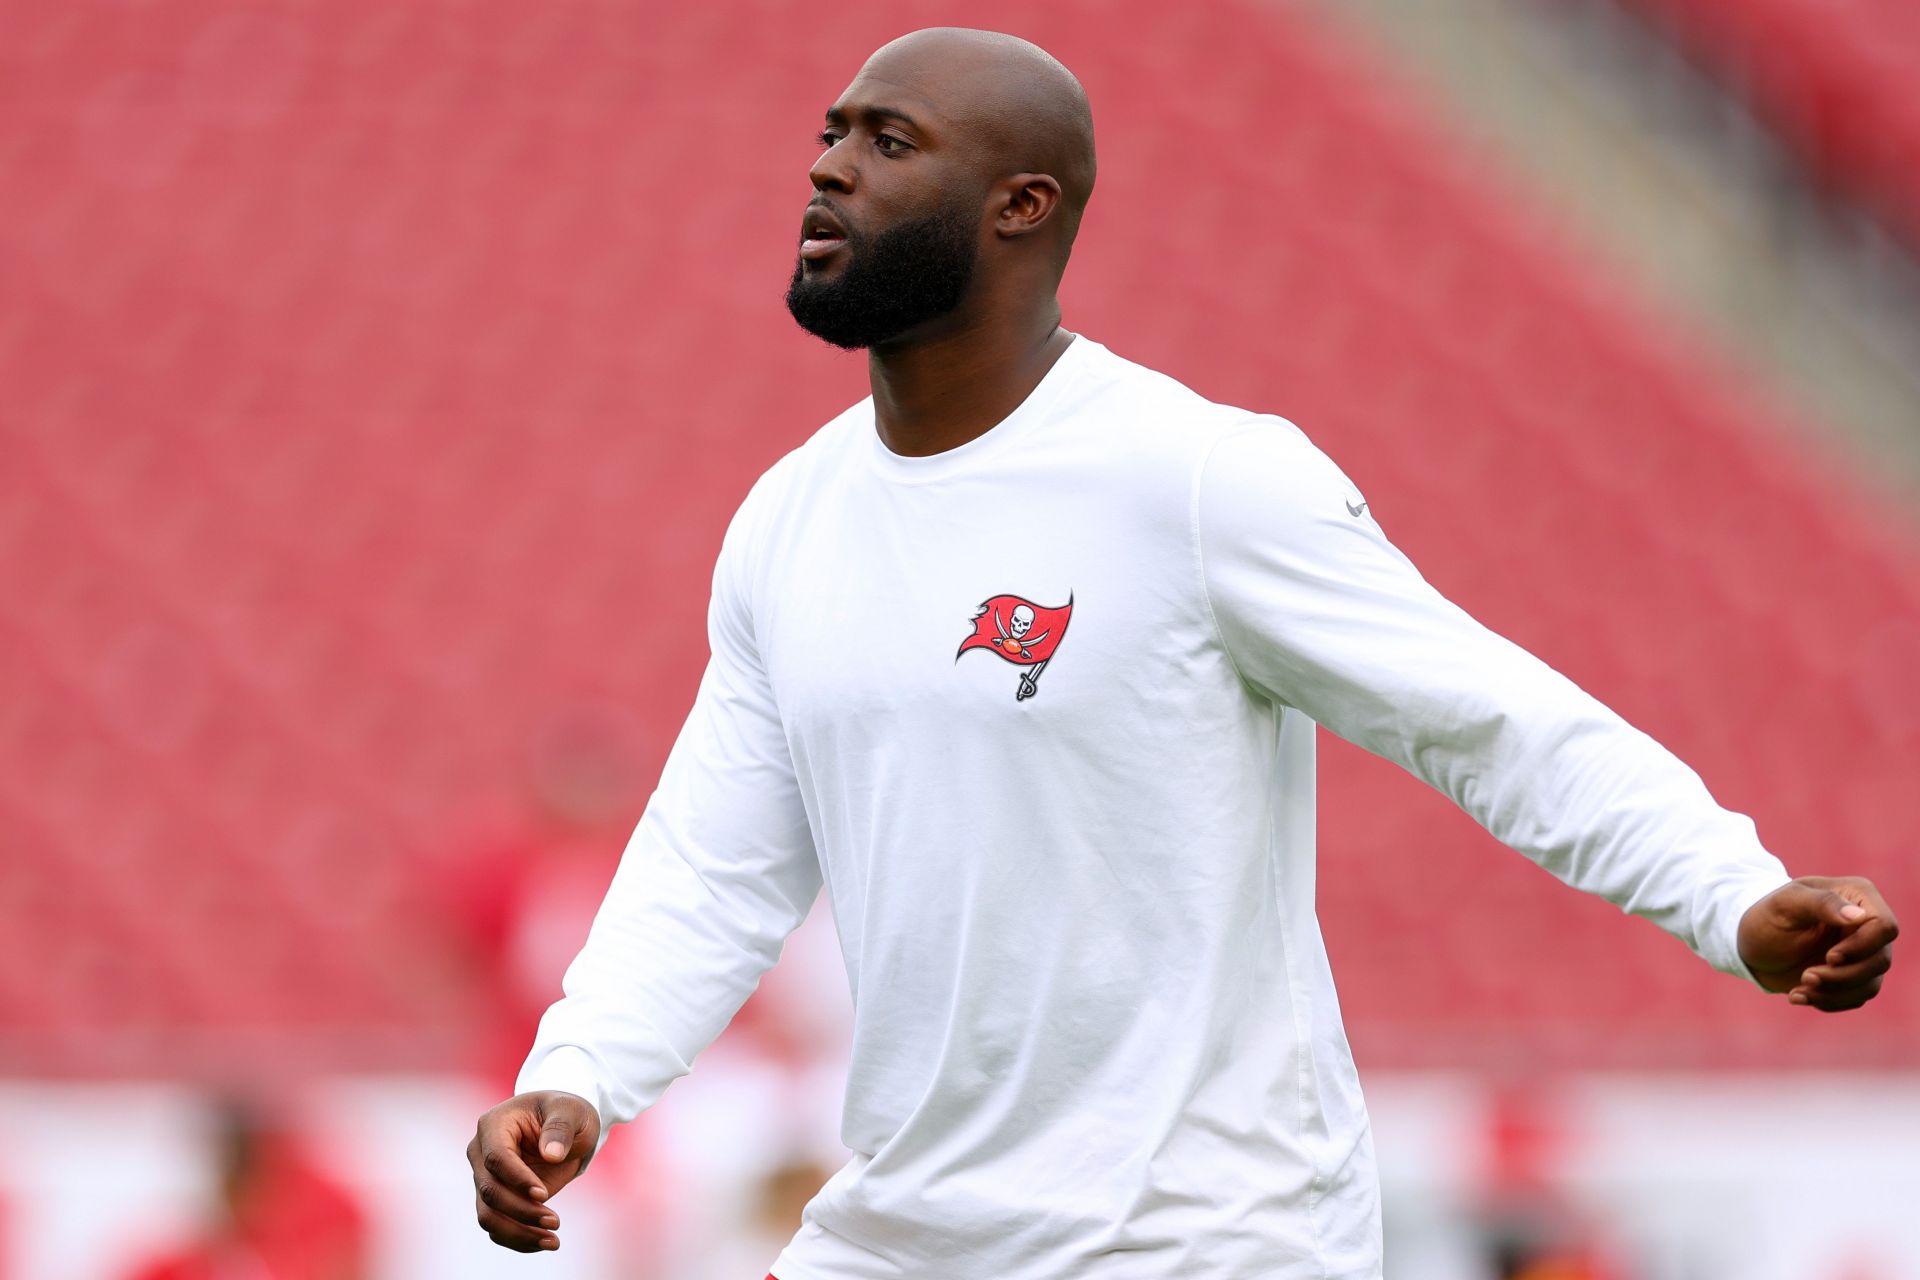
xmin=956 ymin=593 xmax=1074 ymax=701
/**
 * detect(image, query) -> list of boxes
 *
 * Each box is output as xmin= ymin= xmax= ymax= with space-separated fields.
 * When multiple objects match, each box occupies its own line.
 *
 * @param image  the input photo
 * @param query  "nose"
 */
xmin=809 ymin=138 xmax=854 ymax=195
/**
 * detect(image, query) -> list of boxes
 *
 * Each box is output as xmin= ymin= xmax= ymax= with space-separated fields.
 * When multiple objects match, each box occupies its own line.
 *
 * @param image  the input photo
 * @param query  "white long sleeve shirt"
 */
xmin=518 ymin=334 xmax=1790 ymax=1279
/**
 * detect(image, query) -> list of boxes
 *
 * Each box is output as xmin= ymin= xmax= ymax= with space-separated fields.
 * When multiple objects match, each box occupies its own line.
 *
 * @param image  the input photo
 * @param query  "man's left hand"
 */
xmin=1738 ymin=876 xmax=1898 ymax=1012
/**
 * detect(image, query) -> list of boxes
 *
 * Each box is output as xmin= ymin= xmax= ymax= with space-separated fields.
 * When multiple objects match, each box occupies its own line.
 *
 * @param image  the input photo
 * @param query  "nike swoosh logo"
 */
xmin=1346 ymin=499 xmax=1368 ymax=518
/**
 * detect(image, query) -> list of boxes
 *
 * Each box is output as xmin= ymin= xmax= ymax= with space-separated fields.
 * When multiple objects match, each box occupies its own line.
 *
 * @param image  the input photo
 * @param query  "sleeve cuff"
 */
xmin=1709 ymin=872 xmax=1796 ymax=989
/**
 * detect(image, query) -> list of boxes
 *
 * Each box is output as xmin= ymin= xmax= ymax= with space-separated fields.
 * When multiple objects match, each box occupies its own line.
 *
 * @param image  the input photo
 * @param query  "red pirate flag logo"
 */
xmin=956 ymin=593 xmax=1074 ymax=701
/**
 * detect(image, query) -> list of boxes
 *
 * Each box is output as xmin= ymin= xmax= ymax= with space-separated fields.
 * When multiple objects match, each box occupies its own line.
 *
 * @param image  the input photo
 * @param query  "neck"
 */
xmin=866 ymin=299 xmax=1073 ymax=458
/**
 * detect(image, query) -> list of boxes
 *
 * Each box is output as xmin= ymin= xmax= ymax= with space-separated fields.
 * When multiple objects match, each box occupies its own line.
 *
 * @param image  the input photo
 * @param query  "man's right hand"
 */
xmin=467 ymin=1090 xmax=602 ymax=1252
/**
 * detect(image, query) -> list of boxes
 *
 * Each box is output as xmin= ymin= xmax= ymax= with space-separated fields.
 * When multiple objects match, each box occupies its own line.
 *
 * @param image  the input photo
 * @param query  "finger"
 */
xmin=1802 ymin=949 xmax=1893 ymax=992
xmin=1825 ymin=916 xmax=1899 ymax=966
xmin=476 ymin=1198 xmax=559 ymax=1252
xmin=1802 ymin=973 xmax=1884 ymax=1013
xmin=477 ymin=1176 xmax=561 ymax=1231
xmin=482 ymin=1131 xmax=548 ymax=1201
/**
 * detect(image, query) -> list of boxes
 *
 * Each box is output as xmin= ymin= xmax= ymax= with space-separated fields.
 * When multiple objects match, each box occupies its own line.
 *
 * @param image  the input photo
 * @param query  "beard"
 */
xmin=785 ymin=200 xmax=979 ymax=350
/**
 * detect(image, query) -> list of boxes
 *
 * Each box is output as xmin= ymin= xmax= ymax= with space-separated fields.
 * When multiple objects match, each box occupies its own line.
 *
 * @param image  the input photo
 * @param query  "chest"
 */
xmin=754 ymin=474 xmax=1220 ymax=745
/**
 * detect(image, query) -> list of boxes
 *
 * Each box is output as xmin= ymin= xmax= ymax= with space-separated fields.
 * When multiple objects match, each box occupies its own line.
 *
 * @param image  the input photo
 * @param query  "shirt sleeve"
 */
xmin=516 ymin=492 xmax=822 ymax=1144
xmin=1194 ymin=417 xmax=1791 ymax=984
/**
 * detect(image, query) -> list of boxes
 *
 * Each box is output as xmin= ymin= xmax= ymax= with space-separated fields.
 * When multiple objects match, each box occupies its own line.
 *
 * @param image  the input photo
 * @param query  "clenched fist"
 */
xmin=1739 ymin=876 xmax=1898 ymax=1012
xmin=467 ymin=1090 xmax=602 ymax=1252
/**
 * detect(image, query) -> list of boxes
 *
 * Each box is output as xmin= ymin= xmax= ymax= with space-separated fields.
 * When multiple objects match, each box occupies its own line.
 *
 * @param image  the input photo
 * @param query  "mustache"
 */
xmin=806 ymin=197 xmax=857 ymax=238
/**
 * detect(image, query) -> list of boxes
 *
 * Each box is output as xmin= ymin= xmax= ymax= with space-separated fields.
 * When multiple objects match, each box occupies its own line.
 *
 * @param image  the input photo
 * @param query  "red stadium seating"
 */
xmin=2 ymin=0 xmax=1915 ymax=1080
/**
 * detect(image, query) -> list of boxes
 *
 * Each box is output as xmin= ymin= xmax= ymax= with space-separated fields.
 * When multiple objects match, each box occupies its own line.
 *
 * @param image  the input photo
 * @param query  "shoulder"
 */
xmin=1065 ymin=338 xmax=1253 ymax=442
xmin=723 ymin=398 xmax=871 ymax=554
xmin=1059 ymin=339 xmax=1323 ymax=470
xmin=1058 ymin=338 xmax=1363 ymax=509
xmin=709 ymin=400 xmax=869 ymax=632
xmin=1195 ymin=413 xmax=1403 ymax=590
xmin=1202 ymin=413 xmax=1366 ymax=506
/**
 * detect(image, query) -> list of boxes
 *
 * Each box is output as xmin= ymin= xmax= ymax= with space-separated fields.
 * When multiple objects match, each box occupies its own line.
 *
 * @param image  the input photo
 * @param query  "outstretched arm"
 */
xmin=1196 ymin=418 xmax=1894 ymax=1003
xmin=470 ymin=491 xmax=821 ymax=1251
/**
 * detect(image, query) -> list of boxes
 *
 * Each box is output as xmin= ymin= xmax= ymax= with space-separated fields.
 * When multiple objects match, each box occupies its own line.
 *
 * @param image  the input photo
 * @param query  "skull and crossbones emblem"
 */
xmin=991 ymin=603 xmax=1049 ymax=659
xmin=957 ymin=592 xmax=1074 ymax=701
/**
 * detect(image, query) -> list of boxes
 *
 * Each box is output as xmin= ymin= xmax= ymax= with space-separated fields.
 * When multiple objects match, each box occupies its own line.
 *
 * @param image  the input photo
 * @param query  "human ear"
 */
xmin=993 ymin=173 xmax=1063 ymax=238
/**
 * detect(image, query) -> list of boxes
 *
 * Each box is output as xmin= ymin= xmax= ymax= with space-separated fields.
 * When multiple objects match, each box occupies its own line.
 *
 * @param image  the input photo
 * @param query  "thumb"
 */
xmin=1808 ymin=888 xmax=1869 ymax=928
xmin=537 ymin=1107 xmax=577 ymax=1163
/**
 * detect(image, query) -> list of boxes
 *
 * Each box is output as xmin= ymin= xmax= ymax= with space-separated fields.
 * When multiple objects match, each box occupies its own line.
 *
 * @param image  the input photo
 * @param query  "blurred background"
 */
xmin=4 ymin=0 xmax=1919 ymax=1276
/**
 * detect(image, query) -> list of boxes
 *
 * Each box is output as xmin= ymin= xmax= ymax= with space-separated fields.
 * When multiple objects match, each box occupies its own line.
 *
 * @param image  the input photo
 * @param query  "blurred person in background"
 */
xmin=120 ymin=1098 xmax=365 ymax=1280
xmin=468 ymin=26 xmax=1897 ymax=1279
xmin=1474 ymin=1090 xmax=1624 ymax=1280
xmin=422 ymin=703 xmax=680 ymax=1273
xmin=426 ymin=703 xmax=650 ymax=1089
xmin=691 ymin=1155 xmax=842 ymax=1280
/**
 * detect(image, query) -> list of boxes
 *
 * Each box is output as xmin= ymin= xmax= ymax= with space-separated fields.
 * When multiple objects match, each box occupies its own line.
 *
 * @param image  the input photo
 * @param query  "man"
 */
xmin=468 ymin=28 xmax=1898 ymax=1278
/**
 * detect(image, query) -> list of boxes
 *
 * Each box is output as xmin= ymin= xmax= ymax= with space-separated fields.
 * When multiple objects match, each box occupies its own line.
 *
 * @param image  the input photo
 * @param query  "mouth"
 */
xmin=800 ymin=203 xmax=849 ymax=261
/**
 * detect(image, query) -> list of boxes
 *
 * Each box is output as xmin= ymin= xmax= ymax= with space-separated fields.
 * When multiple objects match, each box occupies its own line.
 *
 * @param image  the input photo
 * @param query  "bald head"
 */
xmin=855 ymin=28 xmax=1097 ymax=263
xmin=788 ymin=29 xmax=1098 ymax=350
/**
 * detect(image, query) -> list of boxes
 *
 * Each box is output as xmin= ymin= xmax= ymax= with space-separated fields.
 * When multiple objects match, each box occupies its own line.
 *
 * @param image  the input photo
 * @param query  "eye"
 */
xmin=815 ymin=129 xmax=844 ymax=150
xmin=874 ymin=133 xmax=911 ymax=154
